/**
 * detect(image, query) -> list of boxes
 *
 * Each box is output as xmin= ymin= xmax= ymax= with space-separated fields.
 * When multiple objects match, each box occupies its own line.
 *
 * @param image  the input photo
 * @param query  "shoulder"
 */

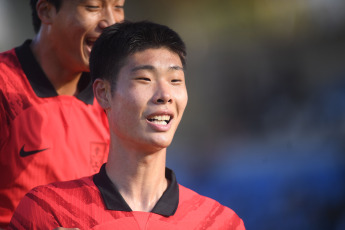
xmin=29 ymin=175 xmax=97 ymax=201
xmin=0 ymin=47 xmax=27 ymax=92
xmin=9 ymin=176 xmax=98 ymax=228
xmin=177 ymin=184 xmax=246 ymax=229
xmin=0 ymin=48 xmax=17 ymax=64
xmin=178 ymin=184 xmax=234 ymax=214
xmin=0 ymin=48 xmax=21 ymax=76
xmin=0 ymin=48 xmax=29 ymax=140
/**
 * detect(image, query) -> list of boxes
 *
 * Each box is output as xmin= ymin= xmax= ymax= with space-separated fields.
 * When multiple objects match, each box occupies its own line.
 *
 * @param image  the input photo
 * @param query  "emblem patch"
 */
xmin=90 ymin=142 xmax=108 ymax=173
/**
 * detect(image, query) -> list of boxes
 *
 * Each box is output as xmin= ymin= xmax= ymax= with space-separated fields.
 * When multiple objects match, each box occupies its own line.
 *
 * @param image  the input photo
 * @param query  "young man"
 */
xmin=9 ymin=21 xmax=245 ymax=229
xmin=0 ymin=0 xmax=125 ymax=227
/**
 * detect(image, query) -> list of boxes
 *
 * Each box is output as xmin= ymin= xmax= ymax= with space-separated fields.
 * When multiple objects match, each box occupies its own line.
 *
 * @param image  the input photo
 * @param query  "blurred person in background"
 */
xmin=0 ymin=0 xmax=125 ymax=227
xmin=9 ymin=20 xmax=245 ymax=229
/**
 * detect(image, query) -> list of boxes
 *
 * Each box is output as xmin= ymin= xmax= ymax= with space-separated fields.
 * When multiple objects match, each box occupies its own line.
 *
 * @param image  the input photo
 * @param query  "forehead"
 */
xmin=125 ymin=48 xmax=183 ymax=69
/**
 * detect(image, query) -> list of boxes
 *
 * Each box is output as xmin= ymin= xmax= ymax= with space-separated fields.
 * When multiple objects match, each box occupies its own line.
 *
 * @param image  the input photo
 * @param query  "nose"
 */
xmin=98 ymin=8 xmax=122 ymax=29
xmin=153 ymin=82 xmax=173 ymax=104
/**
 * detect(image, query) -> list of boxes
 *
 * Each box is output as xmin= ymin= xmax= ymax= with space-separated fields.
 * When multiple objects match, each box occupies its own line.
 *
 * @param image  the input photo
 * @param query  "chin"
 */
xmin=151 ymin=139 xmax=172 ymax=149
xmin=83 ymin=59 xmax=90 ymax=71
xmin=79 ymin=53 xmax=90 ymax=71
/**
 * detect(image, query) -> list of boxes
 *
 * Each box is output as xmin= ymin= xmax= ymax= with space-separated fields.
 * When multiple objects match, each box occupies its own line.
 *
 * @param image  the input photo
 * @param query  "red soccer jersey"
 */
xmin=0 ymin=40 xmax=110 ymax=227
xmin=9 ymin=164 xmax=245 ymax=229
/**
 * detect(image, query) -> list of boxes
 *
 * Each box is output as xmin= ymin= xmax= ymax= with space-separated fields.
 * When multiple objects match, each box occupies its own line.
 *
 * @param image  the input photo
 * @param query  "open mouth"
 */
xmin=147 ymin=115 xmax=171 ymax=125
xmin=86 ymin=38 xmax=97 ymax=49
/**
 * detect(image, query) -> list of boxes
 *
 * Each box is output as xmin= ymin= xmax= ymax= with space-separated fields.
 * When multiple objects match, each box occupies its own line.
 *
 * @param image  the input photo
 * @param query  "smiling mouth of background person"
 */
xmin=86 ymin=38 xmax=96 ymax=49
xmin=147 ymin=115 xmax=171 ymax=125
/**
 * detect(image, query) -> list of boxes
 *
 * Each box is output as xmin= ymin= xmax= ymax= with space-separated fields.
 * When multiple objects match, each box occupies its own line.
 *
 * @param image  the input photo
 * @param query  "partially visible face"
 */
xmin=107 ymin=48 xmax=188 ymax=152
xmin=48 ymin=0 xmax=125 ymax=72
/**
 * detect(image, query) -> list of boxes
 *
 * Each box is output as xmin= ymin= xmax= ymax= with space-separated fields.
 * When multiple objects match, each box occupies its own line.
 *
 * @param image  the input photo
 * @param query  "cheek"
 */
xmin=176 ymin=90 xmax=188 ymax=112
xmin=114 ymin=12 xmax=125 ymax=22
xmin=109 ymin=91 xmax=144 ymax=122
xmin=107 ymin=106 xmax=130 ymax=136
xmin=67 ymin=14 xmax=96 ymax=35
xmin=56 ymin=21 xmax=85 ymax=44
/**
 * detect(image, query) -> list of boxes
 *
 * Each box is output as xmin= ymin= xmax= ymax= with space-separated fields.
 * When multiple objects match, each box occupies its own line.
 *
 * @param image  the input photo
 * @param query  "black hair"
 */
xmin=30 ymin=0 xmax=62 ymax=33
xmin=90 ymin=20 xmax=187 ymax=90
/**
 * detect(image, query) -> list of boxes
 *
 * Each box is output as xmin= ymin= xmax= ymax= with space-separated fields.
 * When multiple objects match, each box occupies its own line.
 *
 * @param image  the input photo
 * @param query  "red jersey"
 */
xmin=0 ymin=40 xmax=110 ymax=227
xmin=9 ymin=164 xmax=245 ymax=229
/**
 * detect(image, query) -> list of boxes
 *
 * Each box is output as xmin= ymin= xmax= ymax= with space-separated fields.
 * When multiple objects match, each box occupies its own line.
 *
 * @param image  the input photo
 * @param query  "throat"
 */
xmin=54 ymin=74 xmax=83 ymax=96
xmin=119 ymin=178 xmax=169 ymax=212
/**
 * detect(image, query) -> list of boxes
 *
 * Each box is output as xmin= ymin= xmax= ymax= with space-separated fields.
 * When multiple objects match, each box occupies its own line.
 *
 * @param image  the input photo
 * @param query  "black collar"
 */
xmin=93 ymin=164 xmax=179 ymax=216
xmin=15 ymin=40 xmax=94 ymax=104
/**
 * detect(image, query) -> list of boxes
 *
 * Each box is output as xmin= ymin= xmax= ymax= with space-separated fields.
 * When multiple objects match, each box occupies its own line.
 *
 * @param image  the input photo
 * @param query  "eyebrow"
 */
xmin=131 ymin=65 xmax=184 ymax=72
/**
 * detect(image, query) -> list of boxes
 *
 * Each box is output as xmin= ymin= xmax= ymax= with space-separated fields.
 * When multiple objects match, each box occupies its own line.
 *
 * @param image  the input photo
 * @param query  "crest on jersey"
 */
xmin=90 ymin=142 xmax=108 ymax=173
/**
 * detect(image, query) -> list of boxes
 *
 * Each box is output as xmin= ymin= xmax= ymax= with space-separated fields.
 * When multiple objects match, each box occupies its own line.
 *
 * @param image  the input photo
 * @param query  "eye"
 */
xmin=86 ymin=5 xmax=100 ymax=11
xmin=136 ymin=77 xmax=151 ymax=82
xmin=115 ymin=5 xmax=124 ymax=9
xmin=171 ymin=78 xmax=183 ymax=85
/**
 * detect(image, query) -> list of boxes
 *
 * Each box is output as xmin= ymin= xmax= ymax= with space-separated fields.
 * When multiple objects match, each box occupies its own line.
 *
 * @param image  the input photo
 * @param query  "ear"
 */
xmin=36 ymin=0 xmax=56 ymax=25
xmin=93 ymin=79 xmax=112 ymax=110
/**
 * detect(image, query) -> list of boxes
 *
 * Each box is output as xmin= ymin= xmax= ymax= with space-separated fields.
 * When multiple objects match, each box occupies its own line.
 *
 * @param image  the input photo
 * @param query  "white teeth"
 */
xmin=152 ymin=120 xmax=167 ymax=125
xmin=151 ymin=115 xmax=170 ymax=121
xmin=148 ymin=115 xmax=171 ymax=125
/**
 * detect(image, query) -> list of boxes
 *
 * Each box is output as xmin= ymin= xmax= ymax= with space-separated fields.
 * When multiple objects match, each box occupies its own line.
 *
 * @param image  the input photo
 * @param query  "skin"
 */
xmin=94 ymin=47 xmax=188 ymax=212
xmin=31 ymin=0 xmax=125 ymax=95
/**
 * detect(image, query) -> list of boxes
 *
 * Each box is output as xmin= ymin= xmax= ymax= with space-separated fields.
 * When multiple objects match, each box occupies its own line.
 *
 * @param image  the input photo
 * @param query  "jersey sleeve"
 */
xmin=8 ymin=187 xmax=60 ymax=229
xmin=233 ymin=215 xmax=246 ymax=230
xmin=219 ymin=202 xmax=246 ymax=230
xmin=215 ymin=203 xmax=246 ymax=230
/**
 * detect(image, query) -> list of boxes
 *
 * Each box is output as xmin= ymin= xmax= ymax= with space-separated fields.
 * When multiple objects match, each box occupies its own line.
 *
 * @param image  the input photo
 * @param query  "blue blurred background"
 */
xmin=1 ymin=1 xmax=345 ymax=229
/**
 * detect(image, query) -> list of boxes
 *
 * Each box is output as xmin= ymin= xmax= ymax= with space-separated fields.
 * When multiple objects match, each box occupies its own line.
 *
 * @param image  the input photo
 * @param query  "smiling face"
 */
xmin=104 ymin=48 xmax=188 ymax=152
xmin=47 ymin=0 xmax=125 ymax=72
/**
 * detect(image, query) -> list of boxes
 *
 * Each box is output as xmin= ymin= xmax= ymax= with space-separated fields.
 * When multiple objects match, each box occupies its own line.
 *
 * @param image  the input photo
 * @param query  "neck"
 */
xmin=105 ymin=141 xmax=168 ymax=212
xmin=30 ymin=34 xmax=83 ymax=96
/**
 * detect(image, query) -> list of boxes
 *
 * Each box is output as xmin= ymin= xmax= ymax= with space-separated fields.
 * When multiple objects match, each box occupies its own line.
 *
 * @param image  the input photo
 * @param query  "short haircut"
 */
xmin=30 ymin=0 xmax=62 ymax=33
xmin=90 ymin=21 xmax=187 ymax=90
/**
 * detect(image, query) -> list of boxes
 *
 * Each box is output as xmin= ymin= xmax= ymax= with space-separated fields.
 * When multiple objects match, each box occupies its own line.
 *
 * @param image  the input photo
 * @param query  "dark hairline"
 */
xmin=89 ymin=21 xmax=187 ymax=92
